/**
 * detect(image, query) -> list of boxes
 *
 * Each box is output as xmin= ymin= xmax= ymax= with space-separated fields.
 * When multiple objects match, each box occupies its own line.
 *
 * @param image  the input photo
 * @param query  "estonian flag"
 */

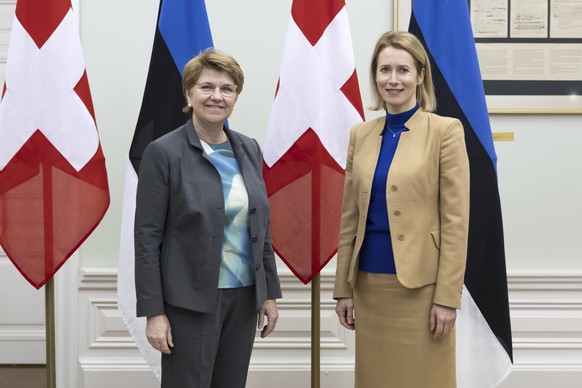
xmin=408 ymin=0 xmax=513 ymax=386
xmin=117 ymin=0 xmax=213 ymax=379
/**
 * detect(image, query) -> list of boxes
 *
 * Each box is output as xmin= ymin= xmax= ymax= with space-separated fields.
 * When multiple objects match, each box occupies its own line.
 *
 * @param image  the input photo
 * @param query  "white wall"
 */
xmin=78 ymin=0 xmax=159 ymax=268
xmin=74 ymin=2 xmax=582 ymax=385
xmin=77 ymin=0 xmax=582 ymax=273
xmin=78 ymin=0 xmax=392 ymax=269
xmin=1 ymin=0 xmax=581 ymax=387
xmin=492 ymin=114 xmax=582 ymax=271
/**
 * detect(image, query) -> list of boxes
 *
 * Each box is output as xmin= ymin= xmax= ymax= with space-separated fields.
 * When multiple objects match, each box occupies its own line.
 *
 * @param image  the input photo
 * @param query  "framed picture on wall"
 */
xmin=394 ymin=0 xmax=582 ymax=114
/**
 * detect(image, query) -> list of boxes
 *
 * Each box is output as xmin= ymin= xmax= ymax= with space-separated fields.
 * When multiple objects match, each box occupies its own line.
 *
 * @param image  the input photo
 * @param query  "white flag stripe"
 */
xmin=0 ymin=10 xmax=98 ymax=171
xmin=457 ymin=286 xmax=513 ymax=387
xmin=117 ymin=158 xmax=162 ymax=378
xmin=264 ymin=7 xmax=361 ymax=168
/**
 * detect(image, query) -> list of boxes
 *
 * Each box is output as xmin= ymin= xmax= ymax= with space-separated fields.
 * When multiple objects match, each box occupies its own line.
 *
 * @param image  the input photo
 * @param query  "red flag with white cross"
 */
xmin=0 ymin=0 xmax=109 ymax=289
xmin=263 ymin=0 xmax=364 ymax=284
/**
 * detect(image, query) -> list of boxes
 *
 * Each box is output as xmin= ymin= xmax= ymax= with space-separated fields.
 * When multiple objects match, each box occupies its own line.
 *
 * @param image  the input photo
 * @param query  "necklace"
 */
xmin=386 ymin=126 xmax=405 ymax=138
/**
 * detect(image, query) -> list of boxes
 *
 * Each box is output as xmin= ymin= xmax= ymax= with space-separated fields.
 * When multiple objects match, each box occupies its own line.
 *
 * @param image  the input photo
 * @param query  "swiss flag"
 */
xmin=263 ymin=0 xmax=364 ymax=284
xmin=0 ymin=0 xmax=109 ymax=289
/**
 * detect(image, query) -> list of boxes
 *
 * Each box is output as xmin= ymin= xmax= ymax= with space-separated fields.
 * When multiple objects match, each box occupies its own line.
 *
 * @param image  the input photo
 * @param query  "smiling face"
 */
xmin=186 ymin=68 xmax=237 ymax=129
xmin=375 ymin=46 xmax=424 ymax=114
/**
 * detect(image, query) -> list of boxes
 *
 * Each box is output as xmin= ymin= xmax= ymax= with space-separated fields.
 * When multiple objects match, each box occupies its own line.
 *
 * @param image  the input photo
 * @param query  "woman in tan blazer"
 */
xmin=333 ymin=31 xmax=470 ymax=387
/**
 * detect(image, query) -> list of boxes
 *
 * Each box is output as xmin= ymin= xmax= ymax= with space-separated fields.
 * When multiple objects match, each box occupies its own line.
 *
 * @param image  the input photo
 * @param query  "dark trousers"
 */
xmin=161 ymin=286 xmax=257 ymax=388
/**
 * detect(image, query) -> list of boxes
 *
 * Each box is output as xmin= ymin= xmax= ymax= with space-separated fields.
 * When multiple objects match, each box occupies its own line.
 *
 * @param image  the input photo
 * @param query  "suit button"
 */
xmin=250 ymin=208 xmax=256 ymax=214
xmin=397 ymin=234 xmax=405 ymax=241
xmin=255 ymin=263 xmax=261 ymax=270
xmin=391 ymin=185 xmax=398 ymax=191
xmin=252 ymin=234 xmax=258 ymax=243
xmin=394 ymin=210 xmax=401 ymax=216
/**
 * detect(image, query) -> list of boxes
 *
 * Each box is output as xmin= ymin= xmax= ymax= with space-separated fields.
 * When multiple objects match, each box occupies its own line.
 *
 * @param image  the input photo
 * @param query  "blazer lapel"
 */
xmin=392 ymin=109 xmax=427 ymax=166
xmin=361 ymin=116 xmax=385 ymax=186
xmin=225 ymin=127 xmax=249 ymax=173
xmin=184 ymin=119 xmax=210 ymax=163
xmin=225 ymin=128 xmax=257 ymax=202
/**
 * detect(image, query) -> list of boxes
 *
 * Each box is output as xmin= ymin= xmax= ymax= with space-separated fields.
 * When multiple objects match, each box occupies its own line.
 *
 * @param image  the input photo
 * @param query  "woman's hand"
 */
xmin=258 ymin=299 xmax=279 ymax=338
xmin=430 ymin=304 xmax=457 ymax=337
xmin=335 ymin=298 xmax=355 ymax=330
xmin=146 ymin=314 xmax=174 ymax=354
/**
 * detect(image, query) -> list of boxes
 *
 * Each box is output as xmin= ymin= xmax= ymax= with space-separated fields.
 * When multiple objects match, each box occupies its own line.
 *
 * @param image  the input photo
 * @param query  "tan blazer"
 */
xmin=333 ymin=109 xmax=470 ymax=309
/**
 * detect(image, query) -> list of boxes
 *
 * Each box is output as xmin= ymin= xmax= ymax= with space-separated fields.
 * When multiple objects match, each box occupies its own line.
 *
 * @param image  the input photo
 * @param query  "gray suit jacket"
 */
xmin=135 ymin=119 xmax=281 ymax=317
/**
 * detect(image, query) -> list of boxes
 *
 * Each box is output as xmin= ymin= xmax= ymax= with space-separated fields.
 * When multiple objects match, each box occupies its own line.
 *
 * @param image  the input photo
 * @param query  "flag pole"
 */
xmin=311 ymin=274 xmax=321 ymax=388
xmin=43 ymin=162 xmax=56 ymax=388
xmin=311 ymin=162 xmax=321 ymax=388
xmin=45 ymin=278 xmax=56 ymax=388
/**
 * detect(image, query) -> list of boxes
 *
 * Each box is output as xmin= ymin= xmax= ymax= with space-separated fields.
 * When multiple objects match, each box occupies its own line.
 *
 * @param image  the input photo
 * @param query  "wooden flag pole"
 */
xmin=311 ymin=273 xmax=320 ymax=388
xmin=45 ymin=277 xmax=56 ymax=388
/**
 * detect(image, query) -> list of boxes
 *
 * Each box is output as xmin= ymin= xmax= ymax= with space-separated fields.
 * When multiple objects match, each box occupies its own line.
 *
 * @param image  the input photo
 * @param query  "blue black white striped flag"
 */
xmin=117 ymin=0 xmax=214 ymax=378
xmin=408 ymin=0 xmax=513 ymax=386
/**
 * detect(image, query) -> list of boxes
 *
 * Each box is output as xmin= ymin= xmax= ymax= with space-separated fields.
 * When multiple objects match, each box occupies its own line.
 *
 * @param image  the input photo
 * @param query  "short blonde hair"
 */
xmin=369 ymin=31 xmax=436 ymax=112
xmin=182 ymin=49 xmax=245 ymax=113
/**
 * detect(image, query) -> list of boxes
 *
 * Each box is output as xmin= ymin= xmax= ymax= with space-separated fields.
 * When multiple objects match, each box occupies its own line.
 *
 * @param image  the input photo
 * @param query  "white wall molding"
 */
xmin=0 ymin=256 xmax=45 ymax=364
xmin=0 ymin=262 xmax=578 ymax=386
xmin=66 ymin=268 xmax=582 ymax=387
xmin=500 ymin=272 xmax=582 ymax=387
xmin=54 ymin=254 xmax=80 ymax=388
xmin=79 ymin=268 xmax=118 ymax=290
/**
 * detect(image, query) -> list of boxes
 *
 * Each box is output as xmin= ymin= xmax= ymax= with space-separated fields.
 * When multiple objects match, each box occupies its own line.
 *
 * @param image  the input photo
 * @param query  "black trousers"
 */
xmin=161 ymin=286 xmax=257 ymax=388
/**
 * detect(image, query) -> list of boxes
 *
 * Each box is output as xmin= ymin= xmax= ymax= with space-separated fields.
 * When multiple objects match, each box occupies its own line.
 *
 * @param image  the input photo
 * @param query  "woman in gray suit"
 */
xmin=134 ymin=49 xmax=282 ymax=388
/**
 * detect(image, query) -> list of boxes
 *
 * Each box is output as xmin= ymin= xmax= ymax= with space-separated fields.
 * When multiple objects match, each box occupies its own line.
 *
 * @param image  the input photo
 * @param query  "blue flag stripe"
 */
xmin=412 ymin=0 xmax=497 ymax=166
xmin=129 ymin=0 xmax=215 ymax=173
xmin=159 ymin=0 xmax=214 ymax=75
xmin=120 ymin=0 xmax=217 ymax=379
xmin=409 ymin=0 xmax=514 ymax=365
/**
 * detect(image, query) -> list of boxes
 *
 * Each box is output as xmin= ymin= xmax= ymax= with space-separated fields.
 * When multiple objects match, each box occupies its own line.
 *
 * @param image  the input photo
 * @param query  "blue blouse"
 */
xmin=358 ymin=105 xmax=420 ymax=274
xmin=201 ymin=139 xmax=255 ymax=288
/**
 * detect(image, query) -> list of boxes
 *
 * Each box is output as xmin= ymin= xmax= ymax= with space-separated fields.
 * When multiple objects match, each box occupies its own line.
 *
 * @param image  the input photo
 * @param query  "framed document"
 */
xmin=394 ymin=0 xmax=582 ymax=114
